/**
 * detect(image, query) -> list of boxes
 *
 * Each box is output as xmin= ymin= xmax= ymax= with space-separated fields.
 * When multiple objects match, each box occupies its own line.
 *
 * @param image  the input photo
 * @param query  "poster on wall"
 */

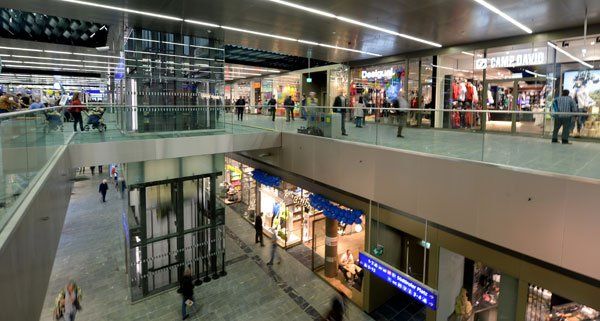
xmin=562 ymin=70 xmax=600 ymax=109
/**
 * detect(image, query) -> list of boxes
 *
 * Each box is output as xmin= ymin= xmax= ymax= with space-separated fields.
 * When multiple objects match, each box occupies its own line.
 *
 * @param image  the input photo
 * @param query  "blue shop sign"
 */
xmin=358 ymin=252 xmax=437 ymax=310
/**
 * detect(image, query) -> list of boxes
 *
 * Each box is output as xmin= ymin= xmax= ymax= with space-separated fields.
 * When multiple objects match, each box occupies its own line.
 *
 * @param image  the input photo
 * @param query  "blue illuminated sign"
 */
xmin=358 ymin=252 xmax=438 ymax=310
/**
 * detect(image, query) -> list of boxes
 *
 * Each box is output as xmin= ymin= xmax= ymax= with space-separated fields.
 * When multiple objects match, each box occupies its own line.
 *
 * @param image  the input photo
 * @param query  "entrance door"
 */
xmin=484 ymin=78 xmax=545 ymax=135
xmin=311 ymin=217 xmax=326 ymax=271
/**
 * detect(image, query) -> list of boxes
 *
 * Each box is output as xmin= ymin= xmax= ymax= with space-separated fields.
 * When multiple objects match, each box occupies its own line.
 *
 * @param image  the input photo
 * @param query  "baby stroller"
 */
xmin=84 ymin=108 xmax=107 ymax=132
xmin=44 ymin=110 xmax=64 ymax=132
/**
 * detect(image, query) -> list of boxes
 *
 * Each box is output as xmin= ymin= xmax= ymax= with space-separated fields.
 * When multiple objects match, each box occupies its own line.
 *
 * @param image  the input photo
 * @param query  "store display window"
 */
xmin=221 ymin=158 xmax=256 ymax=222
xmin=526 ymin=285 xmax=599 ymax=321
xmin=350 ymin=62 xmax=406 ymax=123
xmin=257 ymin=183 xmax=323 ymax=248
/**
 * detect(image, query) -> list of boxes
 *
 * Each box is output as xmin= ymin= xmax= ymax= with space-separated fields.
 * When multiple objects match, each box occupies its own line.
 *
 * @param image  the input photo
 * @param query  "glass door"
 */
xmin=311 ymin=217 xmax=326 ymax=271
xmin=484 ymin=80 xmax=516 ymax=133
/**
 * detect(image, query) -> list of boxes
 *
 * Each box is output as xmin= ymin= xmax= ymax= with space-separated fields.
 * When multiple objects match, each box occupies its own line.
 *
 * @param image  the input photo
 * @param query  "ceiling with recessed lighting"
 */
xmin=1 ymin=0 xmax=600 ymax=62
xmin=0 ymin=7 xmax=109 ymax=48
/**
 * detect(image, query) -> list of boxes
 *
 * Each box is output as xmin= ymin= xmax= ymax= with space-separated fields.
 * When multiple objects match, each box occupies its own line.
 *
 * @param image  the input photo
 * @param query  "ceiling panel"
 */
xmin=1 ymin=0 xmax=599 ymax=62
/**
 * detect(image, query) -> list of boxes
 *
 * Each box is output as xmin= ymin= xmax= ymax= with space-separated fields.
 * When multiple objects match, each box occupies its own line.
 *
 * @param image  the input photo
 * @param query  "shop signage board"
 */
xmin=361 ymin=67 xmax=395 ymax=80
xmin=474 ymin=51 xmax=546 ymax=70
xmin=359 ymin=252 xmax=438 ymax=310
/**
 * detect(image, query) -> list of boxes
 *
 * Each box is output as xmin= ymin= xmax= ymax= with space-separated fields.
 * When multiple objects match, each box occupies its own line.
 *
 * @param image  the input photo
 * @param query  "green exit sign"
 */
xmin=373 ymin=244 xmax=384 ymax=256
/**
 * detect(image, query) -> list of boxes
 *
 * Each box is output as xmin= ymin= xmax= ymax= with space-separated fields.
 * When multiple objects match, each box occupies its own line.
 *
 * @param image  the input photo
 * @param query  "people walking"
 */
xmin=53 ymin=281 xmax=81 ymax=321
xmin=235 ymin=96 xmax=245 ymax=121
xmin=69 ymin=92 xmax=85 ymax=132
xmin=268 ymin=97 xmax=277 ymax=122
xmin=325 ymin=292 xmax=347 ymax=321
xmin=552 ymin=89 xmax=579 ymax=144
xmin=355 ymin=96 xmax=365 ymax=128
xmin=300 ymin=94 xmax=307 ymax=120
xmin=333 ymin=91 xmax=348 ymax=136
xmin=99 ymin=179 xmax=109 ymax=202
xmin=179 ymin=267 xmax=195 ymax=320
xmin=90 ymin=166 xmax=96 ymax=176
xmin=255 ymin=213 xmax=264 ymax=246
xmin=284 ymin=95 xmax=295 ymax=122
xmin=393 ymin=95 xmax=409 ymax=138
xmin=267 ymin=232 xmax=280 ymax=265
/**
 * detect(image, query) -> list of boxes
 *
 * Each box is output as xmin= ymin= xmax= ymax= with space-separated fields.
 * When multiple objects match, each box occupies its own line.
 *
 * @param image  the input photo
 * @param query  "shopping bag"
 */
xmin=185 ymin=299 xmax=194 ymax=307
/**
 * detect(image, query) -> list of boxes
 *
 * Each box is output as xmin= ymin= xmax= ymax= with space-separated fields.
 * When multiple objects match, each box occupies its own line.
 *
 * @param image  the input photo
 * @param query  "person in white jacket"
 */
xmin=355 ymin=96 xmax=365 ymax=127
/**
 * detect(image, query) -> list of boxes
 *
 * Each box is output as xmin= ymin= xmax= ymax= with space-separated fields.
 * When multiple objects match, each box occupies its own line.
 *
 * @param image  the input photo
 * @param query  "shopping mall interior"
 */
xmin=0 ymin=1 xmax=599 ymax=321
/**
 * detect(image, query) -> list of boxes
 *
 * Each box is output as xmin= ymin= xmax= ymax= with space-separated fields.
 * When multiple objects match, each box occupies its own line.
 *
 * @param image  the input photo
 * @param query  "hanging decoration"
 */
xmin=308 ymin=194 xmax=363 ymax=225
xmin=251 ymin=169 xmax=281 ymax=188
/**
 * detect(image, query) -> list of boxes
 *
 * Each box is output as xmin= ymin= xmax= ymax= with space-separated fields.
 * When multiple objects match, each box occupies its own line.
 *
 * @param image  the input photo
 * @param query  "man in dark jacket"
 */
xmin=255 ymin=214 xmax=264 ymax=246
xmin=333 ymin=91 xmax=348 ymax=136
xmin=268 ymin=97 xmax=277 ymax=121
xmin=99 ymin=179 xmax=109 ymax=202
xmin=284 ymin=96 xmax=295 ymax=122
xmin=179 ymin=267 xmax=194 ymax=320
xmin=235 ymin=96 xmax=245 ymax=121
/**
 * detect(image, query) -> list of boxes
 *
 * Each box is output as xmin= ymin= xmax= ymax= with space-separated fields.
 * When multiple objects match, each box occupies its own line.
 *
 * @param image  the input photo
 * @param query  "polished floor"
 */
xmin=39 ymin=173 xmax=374 ymax=321
xmin=236 ymin=113 xmax=600 ymax=180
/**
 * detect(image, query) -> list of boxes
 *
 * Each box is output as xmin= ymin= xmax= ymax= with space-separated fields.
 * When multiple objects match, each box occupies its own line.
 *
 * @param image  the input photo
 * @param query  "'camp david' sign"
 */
xmin=475 ymin=52 xmax=545 ymax=70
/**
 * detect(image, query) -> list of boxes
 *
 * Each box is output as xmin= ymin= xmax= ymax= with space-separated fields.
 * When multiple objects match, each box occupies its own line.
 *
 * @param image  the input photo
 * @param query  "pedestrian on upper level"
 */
xmin=393 ymin=95 xmax=409 ymax=138
xmin=333 ymin=91 xmax=348 ymax=136
xmin=552 ymin=89 xmax=579 ymax=144
xmin=68 ymin=92 xmax=85 ymax=132
xmin=284 ymin=95 xmax=295 ymax=122
xmin=268 ymin=97 xmax=277 ymax=122
xmin=235 ymin=96 xmax=245 ymax=121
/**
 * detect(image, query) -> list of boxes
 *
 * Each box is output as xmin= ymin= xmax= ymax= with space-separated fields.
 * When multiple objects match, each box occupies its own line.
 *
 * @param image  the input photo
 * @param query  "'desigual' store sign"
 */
xmin=474 ymin=51 xmax=546 ymax=70
xmin=361 ymin=67 xmax=395 ymax=80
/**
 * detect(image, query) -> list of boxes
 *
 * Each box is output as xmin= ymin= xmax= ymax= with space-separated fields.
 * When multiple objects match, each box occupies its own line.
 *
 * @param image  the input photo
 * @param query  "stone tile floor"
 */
xmin=39 ymin=174 xmax=375 ymax=321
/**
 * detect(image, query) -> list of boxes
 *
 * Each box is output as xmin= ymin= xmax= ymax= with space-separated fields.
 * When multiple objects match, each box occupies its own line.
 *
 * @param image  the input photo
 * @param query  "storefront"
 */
xmin=526 ymin=286 xmax=599 ymax=321
xmin=350 ymin=63 xmax=406 ymax=122
xmin=221 ymin=157 xmax=367 ymax=306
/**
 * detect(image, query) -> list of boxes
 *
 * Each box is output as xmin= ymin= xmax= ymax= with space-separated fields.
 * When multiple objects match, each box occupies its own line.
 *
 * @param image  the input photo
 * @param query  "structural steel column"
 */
xmin=324 ymin=217 xmax=339 ymax=277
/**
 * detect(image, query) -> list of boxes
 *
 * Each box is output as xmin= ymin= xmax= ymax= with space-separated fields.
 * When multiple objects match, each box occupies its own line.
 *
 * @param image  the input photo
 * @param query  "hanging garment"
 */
xmin=452 ymin=82 xmax=460 ymax=101
xmin=466 ymin=83 xmax=474 ymax=101
xmin=458 ymin=82 xmax=467 ymax=102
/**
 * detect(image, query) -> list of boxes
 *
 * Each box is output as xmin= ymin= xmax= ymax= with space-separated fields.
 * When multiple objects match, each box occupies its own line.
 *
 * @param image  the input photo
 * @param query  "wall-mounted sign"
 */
xmin=361 ymin=67 xmax=395 ymax=80
xmin=475 ymin=51 xmax=546 ymax=70
xmin=359 ymin=252 xmax=438 ymax=310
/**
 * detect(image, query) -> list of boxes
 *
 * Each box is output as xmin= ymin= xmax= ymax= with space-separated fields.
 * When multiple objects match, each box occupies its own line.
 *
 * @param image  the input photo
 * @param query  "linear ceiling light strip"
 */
xmin=58 ymin=0 xmax=182 ymax=21
xmin=547 ymin=42 xmax=593 ymax=68
xmin=57 ymin=0 xmax=382 ymax=57
xmin=471 ymin=0 xmax=532 ymax=34
xmin=267 ymin=0 xmax=441 ymax=47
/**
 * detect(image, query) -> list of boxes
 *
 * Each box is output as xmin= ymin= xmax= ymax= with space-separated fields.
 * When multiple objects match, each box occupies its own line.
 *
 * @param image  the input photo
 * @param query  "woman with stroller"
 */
xmin=68 ymin=92 xmax=85 ymax=132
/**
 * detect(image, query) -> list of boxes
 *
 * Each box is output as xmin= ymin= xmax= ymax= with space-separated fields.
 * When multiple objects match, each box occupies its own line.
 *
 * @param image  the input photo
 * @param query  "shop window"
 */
xmin=526 ymin=285 xmax=599 ymax=321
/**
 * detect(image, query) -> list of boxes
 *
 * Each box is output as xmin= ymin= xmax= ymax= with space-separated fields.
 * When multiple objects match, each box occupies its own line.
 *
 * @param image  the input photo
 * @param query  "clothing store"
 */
xmin=349 ymin=63 xmax=405 ymax=121
xmin=222 ymin=156 xmax=367 ymax=305
xmin=525 ymin=285 xmax=599 ymax=321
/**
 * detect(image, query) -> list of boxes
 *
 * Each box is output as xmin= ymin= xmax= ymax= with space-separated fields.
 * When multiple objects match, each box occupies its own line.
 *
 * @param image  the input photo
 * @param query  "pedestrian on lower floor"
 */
xmin=267 ymin=232 xmax=280 ymax=265
xmin=325 ymin=292 xmax=347 ymax=321
xmin=90 ymin=166 xmax=96 ymax=176
xmin=255 ymin=213 xmax=264 ymax=246
xmin=98 ymin=165 xmax=103 ymax=174
xmin=179 ymin=267 xmax=195 ymax=320
xmin=99 ymin=179 xmax=108 ymax=202
xmin=53 ymin=280 xmax=82 ymax=321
